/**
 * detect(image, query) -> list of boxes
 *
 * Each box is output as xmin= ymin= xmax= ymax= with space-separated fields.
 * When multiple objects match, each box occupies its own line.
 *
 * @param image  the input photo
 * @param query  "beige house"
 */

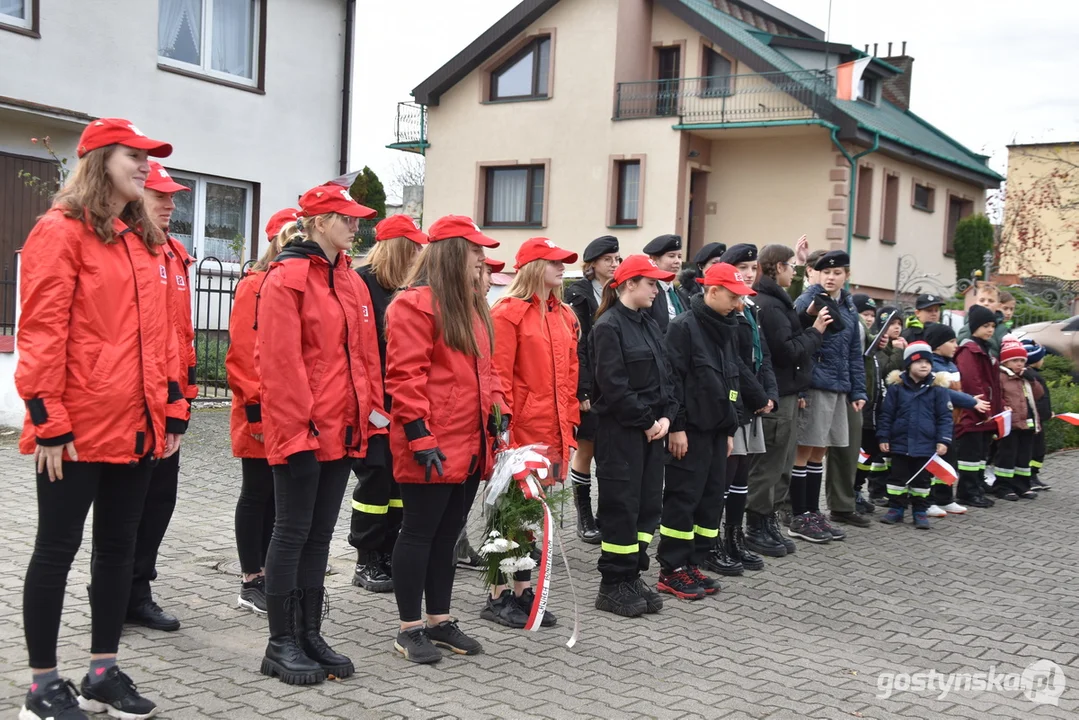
xmin=391 ymin=0 xmax=1002 ymax=297
xmin=998 ymin=142 xmax=1079 ymax=281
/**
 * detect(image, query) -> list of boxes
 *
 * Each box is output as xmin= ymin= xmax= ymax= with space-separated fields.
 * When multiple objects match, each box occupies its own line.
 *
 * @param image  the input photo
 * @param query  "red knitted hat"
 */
xmin=1000 ymin=338 xmax=1027 ymax=364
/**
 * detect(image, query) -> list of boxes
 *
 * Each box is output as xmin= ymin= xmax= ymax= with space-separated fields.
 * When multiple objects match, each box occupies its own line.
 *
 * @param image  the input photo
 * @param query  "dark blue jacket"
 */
xmin=930 ymin=353 xmax=979 ymax=411
xmin=877 ymin=370 xmax=954 ymax=457
xmin=793 ymin=285 xmax=867 ymax=402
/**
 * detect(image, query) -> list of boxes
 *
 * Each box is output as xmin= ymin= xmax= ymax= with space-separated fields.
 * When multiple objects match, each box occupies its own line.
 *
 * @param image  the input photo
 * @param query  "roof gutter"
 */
xmin=831 ymin=127 xmax=879 ymax=260
xmin=339 ymin=0 xmax=356 ymax=176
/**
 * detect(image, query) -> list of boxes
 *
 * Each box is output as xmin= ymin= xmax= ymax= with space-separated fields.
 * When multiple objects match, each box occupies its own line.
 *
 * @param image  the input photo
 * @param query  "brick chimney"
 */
xmin=881 ymin=54 xmax=913 ymax=111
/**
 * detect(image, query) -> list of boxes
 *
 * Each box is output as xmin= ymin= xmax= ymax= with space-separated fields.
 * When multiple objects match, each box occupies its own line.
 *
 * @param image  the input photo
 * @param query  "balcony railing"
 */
xmin=389 ymin=101 xmax=427 ymax=153
xmin=615 ymin=70 xmax=834 ymax=124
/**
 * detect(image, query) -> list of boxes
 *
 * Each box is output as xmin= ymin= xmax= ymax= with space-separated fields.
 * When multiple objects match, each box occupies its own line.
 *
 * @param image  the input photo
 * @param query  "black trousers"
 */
xmin=886 ymin=454 xmax=932 ymax=512
xmin=994 ymin=430 xmax=1034 ymax=495
xmin=955 ymin=432 xmax=990 ymax=501
xmin=856 ymin=426 xmax=891 ymax=498
xmin=657 ymin=431 xmax=728 ymax=572
xmin=595 ymin=417 xmax=665 ymax=583
xmin=235 ymin=457 xmax=276 ymax=575
xmin=392 ymin=473 xmax=481 ymax=622
xmin=930 ymin=444 xmax=960 ymax=506
xmin=25 ymin=459 xmax=153 ymax=668
xmin=128 ymin=451 xmax=180 ymax=609
xmin=348 ymin=459 xmax=402 ymax=556
xmin=264 ymin=458 xmax=352 ymax=595
xmin=1031 ymin=431 xmax=1046 ymax=482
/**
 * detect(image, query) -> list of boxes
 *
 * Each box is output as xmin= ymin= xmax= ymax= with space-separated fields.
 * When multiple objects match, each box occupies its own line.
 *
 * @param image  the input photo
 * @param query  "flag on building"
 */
xmin=835 ymin=57 xmax=872 ymax=101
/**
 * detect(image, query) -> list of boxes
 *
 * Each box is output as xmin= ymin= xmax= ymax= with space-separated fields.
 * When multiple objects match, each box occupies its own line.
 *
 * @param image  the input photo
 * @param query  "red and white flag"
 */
xmin=924 ymin=454 xmax=958 ymax=486
xmin=835 ymin=57 xmax=872 ymax=101
xmin=1054 ymin=412 xmax=1079 ymax=426
xmin=858 ymin=448 xmax=870 ymax=465
xmin=989 ymin=410 xmax=1012 ymax=438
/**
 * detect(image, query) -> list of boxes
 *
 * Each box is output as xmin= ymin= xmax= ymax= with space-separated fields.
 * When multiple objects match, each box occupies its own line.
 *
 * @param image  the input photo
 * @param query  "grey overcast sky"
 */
xmin=350 ymin=0 xmax=1079 ymax=200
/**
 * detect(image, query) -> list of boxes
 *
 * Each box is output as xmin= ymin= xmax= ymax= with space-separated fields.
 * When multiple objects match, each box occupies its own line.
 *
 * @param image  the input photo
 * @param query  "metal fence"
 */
xmin=392 ymin=101 xmax=427 ymax=147
xmin=192 ymin=257 xmax=253 ymax=400
xmin=0 ymin=254 xmax=16 ymax=336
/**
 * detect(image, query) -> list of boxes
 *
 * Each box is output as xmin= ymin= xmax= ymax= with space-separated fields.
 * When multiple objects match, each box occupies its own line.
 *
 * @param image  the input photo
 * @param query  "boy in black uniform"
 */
xmin=657 ymin=263 xmax=756 ymax=599
xmin=591 ymin=255 xmax=679 ymax=617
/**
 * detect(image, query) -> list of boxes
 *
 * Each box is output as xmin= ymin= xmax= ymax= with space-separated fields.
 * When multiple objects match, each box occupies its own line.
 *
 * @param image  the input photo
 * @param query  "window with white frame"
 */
xmin=158 ymin=0 xmax=260 ymax=84
xmin=168 ymin=172 xmax=253 ymax=266
xmin=0 ymin=0 xmax=33 ymax=30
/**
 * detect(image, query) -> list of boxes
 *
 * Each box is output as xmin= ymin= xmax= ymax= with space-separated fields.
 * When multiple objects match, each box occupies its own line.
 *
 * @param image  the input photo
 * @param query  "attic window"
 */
xmin=858 ymin=75 xmax=879 ymax=105
xmin=490 ymin=36 xmax=551 ymax=101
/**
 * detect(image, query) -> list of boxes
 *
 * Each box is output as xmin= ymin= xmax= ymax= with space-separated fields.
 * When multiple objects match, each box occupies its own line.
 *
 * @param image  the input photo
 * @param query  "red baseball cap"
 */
xmin=375 ymin=214 xmax=428 ymax=244
xmin=298 ymin=185 xmax=377 ymax=219
xmin=426 ymin=215 xmax=499 ymax=248
xmin=698 ymin=262 xmax=756 ymax=295
xmin=77 ymin=118 xmax=172 ymax=158
xmin=144 ymin=161 xmax=190 ymax=194
xmin=514 ymin=237 xmax=578 ymax=270
xmin=484 ymin=257 xmax=506 ymax=273
xmin=265 ymin=207 xmax=300 ymax=239
xmin=611 ymin=254 xmax=676 ymax=288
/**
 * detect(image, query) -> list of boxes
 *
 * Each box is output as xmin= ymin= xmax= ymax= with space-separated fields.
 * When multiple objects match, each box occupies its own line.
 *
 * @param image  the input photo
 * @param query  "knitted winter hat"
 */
xmin=903 ymin=341 xmax=933 ymax=368
xmin=852 ymin=293 xmax=876 ymax=314
xmin=966 ymin=304 xmax=996 ymax=334
xmin=1000 ymin=338 xmax=1028 ymax=364
xmin=923 ymin=322 xmax=957 ymax=351
xmin=1021 ymin=339 xmax=1046 ymax=365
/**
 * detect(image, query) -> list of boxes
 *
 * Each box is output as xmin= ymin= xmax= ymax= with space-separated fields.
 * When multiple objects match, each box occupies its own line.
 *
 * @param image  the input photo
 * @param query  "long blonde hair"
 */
xmin=363 ymin=236 xmax=417 ymax=290
xmin=251 ymin=221 xmax=299 ymax=272
xmin=52 ymin=145 xmax=163 ymax=250
xmin=401 ymin=237 xmax=494 ymax=356
xmin=497 ymin=259 xmax=574 ymax=334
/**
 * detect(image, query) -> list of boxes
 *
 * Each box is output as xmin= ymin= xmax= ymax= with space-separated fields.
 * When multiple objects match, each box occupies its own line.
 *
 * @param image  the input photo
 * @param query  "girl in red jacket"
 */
xmin=481 ymin=238 xmax=580 ymax=629
xmin=226 ymin=208 xmax=297 ymax=615
xmin=256 ymin=186 xmax=386 ymax=685
xmin=385 ymin=215 xmax=509 ymax=664
xmin=16 ymin=118 xmax=182 ymax=720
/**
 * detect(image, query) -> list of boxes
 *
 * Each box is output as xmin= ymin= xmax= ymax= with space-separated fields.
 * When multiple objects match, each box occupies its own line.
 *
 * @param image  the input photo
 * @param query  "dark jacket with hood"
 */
xmin=953 ymin=337 xmax=1003 ymax=437
xmin=1025 ymin=367 xmax=1052 ymax=423
xmin=793 ymin=284 xmax=867 ymax=402
xmin=877 ymin=370 xmax=954 ymax=457
xmin=752 ymin=274 xmax=822 ymax=397
xmin=864 ymin=310 xmax=905 ymax=428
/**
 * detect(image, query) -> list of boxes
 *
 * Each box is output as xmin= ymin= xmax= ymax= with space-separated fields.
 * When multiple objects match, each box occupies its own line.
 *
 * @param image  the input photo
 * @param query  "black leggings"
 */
xmin=392 ymin=473 xmax=480 ymax=623
xmin=24 ymin=459 xmax=153 ymax=669
xmin=264 ymin=458 xmax=352 ymax=595
xmin=128 ymin=450 xmax=180 ymax=609
xmin=235 ymin=458 xmax=276 ymax=576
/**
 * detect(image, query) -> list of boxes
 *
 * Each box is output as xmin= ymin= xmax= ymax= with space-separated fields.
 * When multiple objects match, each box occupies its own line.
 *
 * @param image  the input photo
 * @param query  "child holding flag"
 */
xmin=995 ymin=339 xmax=1043 ymax=501
xmin=876 ymin=342 xmax=954 ymax=529
xmin=953 ymin=306 xmax=1002 ymax=508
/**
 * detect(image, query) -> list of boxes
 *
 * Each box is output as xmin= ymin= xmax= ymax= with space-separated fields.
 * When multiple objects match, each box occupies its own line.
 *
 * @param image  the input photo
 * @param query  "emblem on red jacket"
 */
xmin=159 ymin=265 xmax=168 ymax=283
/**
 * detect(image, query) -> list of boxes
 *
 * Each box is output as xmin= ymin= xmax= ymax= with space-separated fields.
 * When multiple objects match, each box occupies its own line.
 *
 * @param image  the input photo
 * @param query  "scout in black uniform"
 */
xmin=676 ymin=242 xmax=727 ymax=306
xmin=656 ymin=263 xmax=755 ymax=600
xmin=643 ymin=234 xmax=685 ymax=333
xmin=591 ymin=255 xmax=678 ymax=617
xmin=902 ymin=294 xmax=945 ymax=344
xmin=564 ymin=236 xmax=620 ymax=544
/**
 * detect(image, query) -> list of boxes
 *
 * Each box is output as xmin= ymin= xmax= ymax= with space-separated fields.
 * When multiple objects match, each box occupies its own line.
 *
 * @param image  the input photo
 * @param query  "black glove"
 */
xmin=414 ymin=447 xmax=446 ymax=482
xmin=488 ymin=413 xmax=511 ymax=438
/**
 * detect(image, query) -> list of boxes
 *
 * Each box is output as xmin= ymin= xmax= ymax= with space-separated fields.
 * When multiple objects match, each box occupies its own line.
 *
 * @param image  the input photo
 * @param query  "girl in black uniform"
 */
xmin=591 ymin=255 xmax=678 ymax=618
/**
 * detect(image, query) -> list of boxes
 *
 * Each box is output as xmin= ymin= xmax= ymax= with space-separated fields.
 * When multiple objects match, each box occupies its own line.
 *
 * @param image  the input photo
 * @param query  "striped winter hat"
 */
xmin=903 ymin=341 xmax=933 ymax=368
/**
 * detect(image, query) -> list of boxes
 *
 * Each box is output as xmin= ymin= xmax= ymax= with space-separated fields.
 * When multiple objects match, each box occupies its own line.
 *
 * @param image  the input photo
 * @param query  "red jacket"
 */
xmin=491 ymin=294 xmax=580 ymax=473
xmin=255 ymin=243 xmax=385 ymax=467
xmin=385 ymin=286 xmax=508 ymax=484
xmin=954 ymin=338 xmax=1003 ymax=437
xmin=16 ymin=209 xmax=187 ymax=463
xmin=226 ymin=271 xmax=266 ymax=458
xmin=164 ymin=237 xmax=197 ymax=402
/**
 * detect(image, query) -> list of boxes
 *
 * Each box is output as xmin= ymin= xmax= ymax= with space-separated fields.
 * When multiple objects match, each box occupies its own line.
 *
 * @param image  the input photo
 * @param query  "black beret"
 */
xmin=693 ymin=242 xmax=726 ymax=266
xmin=583 ymin=235 xmax=619 ymax=263
xmin=813 ymin=250 xmax=850 ymax=270
xmin=923 ymin=322 xmax=957 ymax=350
xmin=719 ymin=243 xmax=758 ymax=266
xmin=915 ymin=293 xmax=946 ymax=310
xmin=643 ymin=234 xmax=682 ymax=256
xmin=852 ymin=293 xmax=876 ymax=314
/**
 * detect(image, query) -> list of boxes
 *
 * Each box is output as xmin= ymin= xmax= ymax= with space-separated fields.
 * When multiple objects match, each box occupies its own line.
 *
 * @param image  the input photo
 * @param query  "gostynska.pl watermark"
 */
xmin=876 ymin=660 xmax=1066 ymax=706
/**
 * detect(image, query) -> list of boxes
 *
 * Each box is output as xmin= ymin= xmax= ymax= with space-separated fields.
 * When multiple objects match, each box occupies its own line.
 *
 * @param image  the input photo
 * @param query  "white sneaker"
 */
xmin=926 ymin=505 xmax=947 ymax=518
xmin=942 ymin=502 xmax=968 ymax=515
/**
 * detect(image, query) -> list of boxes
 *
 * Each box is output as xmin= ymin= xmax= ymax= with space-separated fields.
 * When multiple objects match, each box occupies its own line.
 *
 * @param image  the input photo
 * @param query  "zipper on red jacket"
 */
xmin=122 ymin=229 xmax=156 ymax=461
xmin=332 ymin=259 xmax=361 ymax=453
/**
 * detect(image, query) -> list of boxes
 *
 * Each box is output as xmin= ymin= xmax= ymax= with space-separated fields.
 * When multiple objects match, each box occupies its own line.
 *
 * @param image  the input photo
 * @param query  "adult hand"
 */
xmin=163 ymin=433 xmax=182 ymax=458
xmin=757 ymin=400 xmax=774 ymax=414
xmin=727 ymin=436 xmax=734 ymax=457
xmin=795 ymin=234 xmax=809 ymax=265
xmin=973 ymin=395 xmax=990 ymax=414
xmin=654 ymin=417 xmax=670 ymax=441
xmin=936 ymin=443 xmax=948 ymax=456
xmin=669 ymin=431 xmax=688 ymax=459
xmin=879 ymin=443 xmax=889 ymax=453
xmin=645 ymin=421 xmax=662 ymax=441
xmin=414 ymin=448 xmax=447 ymax=482
xmin=35 ymin=441 xmax=78 ymax=482
xmin=851 ymin=400 xmax=866 ymax=412
xmin=579 ymin=399 xmax=591 ymax=413
xmin=812 ymin=308 xmax=832 ymax=333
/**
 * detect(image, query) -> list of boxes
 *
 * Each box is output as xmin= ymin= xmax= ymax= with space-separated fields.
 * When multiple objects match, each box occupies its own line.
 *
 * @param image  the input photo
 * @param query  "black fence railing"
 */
xmin=0 ymin=254 xmax=16 ymax=336
xmin=191 ymin=257 xmax=254 ymax=399
xmin=615 ymin=69 xmax=833 ymax=123
xmin=391 ymin=101 xmax=427 ymax=151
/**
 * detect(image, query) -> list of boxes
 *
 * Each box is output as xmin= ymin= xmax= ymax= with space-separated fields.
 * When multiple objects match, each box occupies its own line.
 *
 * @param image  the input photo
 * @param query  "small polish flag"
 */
xmin=925 ymin=454 xmax=958 ymax=486
xmin=1054 ymin=412 xmax=1079 ymax=426
xmin=835 ymin=57 xmax=872 ymax=101
xmin=992 ymin=410 xmax=1012 ymax=438
xmin=858 ymin=448 xmax=870 ymax=464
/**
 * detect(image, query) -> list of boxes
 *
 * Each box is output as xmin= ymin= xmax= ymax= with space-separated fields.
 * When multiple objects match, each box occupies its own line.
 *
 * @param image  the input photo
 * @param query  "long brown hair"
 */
xmin=52 ymin=145 xmax=163 ymax=250
xmin=757 ymin=244 xmax=794 ymax=282
xmin=250 ymin=221 xmax=298 ymax=272
xmin=363 ymin=236 xmax=417 ymax=290
xmin=402 ymin=237 xmax=494 ymax=356
xmin=595 ymin=277 xmax=642 ymax=320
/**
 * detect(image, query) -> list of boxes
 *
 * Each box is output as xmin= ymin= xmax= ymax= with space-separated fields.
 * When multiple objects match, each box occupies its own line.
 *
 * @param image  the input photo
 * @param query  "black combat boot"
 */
xmin=352 ymin=550 xmax=393 ymax=592
xmin=702 ymin=539 xmax=744 ymax=576
xmin=743 ymin=511 xmax=787 ymax=558
xmin=766 ymin=512 xmax=796 ymax=554
xmin=261 ymin=591 xmax=326 ymax=685
xmin=574 ymin=484 xmax=601 ymax=544
xmin=725 ymin=523 xmax=764 ymax=571
xmin=299 ymin=587 xmax=354 ymax=679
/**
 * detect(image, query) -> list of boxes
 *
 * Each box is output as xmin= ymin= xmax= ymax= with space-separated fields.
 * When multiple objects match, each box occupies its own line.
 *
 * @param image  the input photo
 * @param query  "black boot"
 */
xmin=766 ymin=512 xmax=796 ymax=554
xmin=261 ymin=592 xmax=326 ymax=685
xmin=702 ymin=539 xmax=744 ymax=576
xmin=725 ymin=524 xmax=764 ymax=571
xmin=574 ymin=484 xmax=601 ymax=544
xmin=743 ymin=511 xmax=787 ymax=558
xmin=352 ymin=550 xmax=393 ymax=592
xmin=299 ymin=587 xmax=354 ymax=679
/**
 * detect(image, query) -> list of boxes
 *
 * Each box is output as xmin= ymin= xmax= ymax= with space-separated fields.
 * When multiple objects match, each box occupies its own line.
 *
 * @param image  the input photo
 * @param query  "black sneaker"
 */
xmin=237 ymin=576 xmax=267 ymax=615
xmin=516 ymin=588 xmax=557 ymax=627
xmin=125 ymin=600 xmax=180 ymax=632
xmin=1030 ymin=478 xmax=1051 ymax=491
xmin=20 ymin=678 xmax=87 ymax=720
xmin=686 ymin=565 xmax=720 ymax=595
xmin=480 ymin=589 xmax=529 ymax=629
xmin=393 ymin=625 xmax=442 ymax=664
xmin=630 ymin=577 xmax=664 ymax=613
xmin=656 ymin=568 xmax=706 ymax=601
xmin=352 ymin=553 xmax=394 ymax=593
xmin=855 ymin=492 xmax=877 ymax=515
xmin=427 ymin=619 xmax=483 ymax=655
xmin=455 ymin=534 xmax=484 ymax=571
xmin=595 ymin=581 xmax=647 ymax=617
xmin=78 ymin=667 xmax=157 ymax=719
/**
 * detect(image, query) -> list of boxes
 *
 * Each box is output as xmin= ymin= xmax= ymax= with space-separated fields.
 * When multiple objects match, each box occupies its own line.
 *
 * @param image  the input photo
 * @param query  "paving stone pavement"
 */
xmin=0 ymin=409 xmax=1076 ymax=719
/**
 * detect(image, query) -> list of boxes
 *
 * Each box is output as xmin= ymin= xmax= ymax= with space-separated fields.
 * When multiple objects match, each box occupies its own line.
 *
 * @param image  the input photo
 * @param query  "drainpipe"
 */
xmin=338 ymin=0 xmax=356 ymax=176
xmin=830 ymin=127 xmax=879 ymax=259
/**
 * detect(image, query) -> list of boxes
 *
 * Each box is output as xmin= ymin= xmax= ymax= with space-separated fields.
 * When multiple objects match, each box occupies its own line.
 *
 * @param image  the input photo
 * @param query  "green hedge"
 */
xmin=196 ymin=332 xmax=229 ymax=386
xmin=1046 ymin=383 xmax=1079 ymax=453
